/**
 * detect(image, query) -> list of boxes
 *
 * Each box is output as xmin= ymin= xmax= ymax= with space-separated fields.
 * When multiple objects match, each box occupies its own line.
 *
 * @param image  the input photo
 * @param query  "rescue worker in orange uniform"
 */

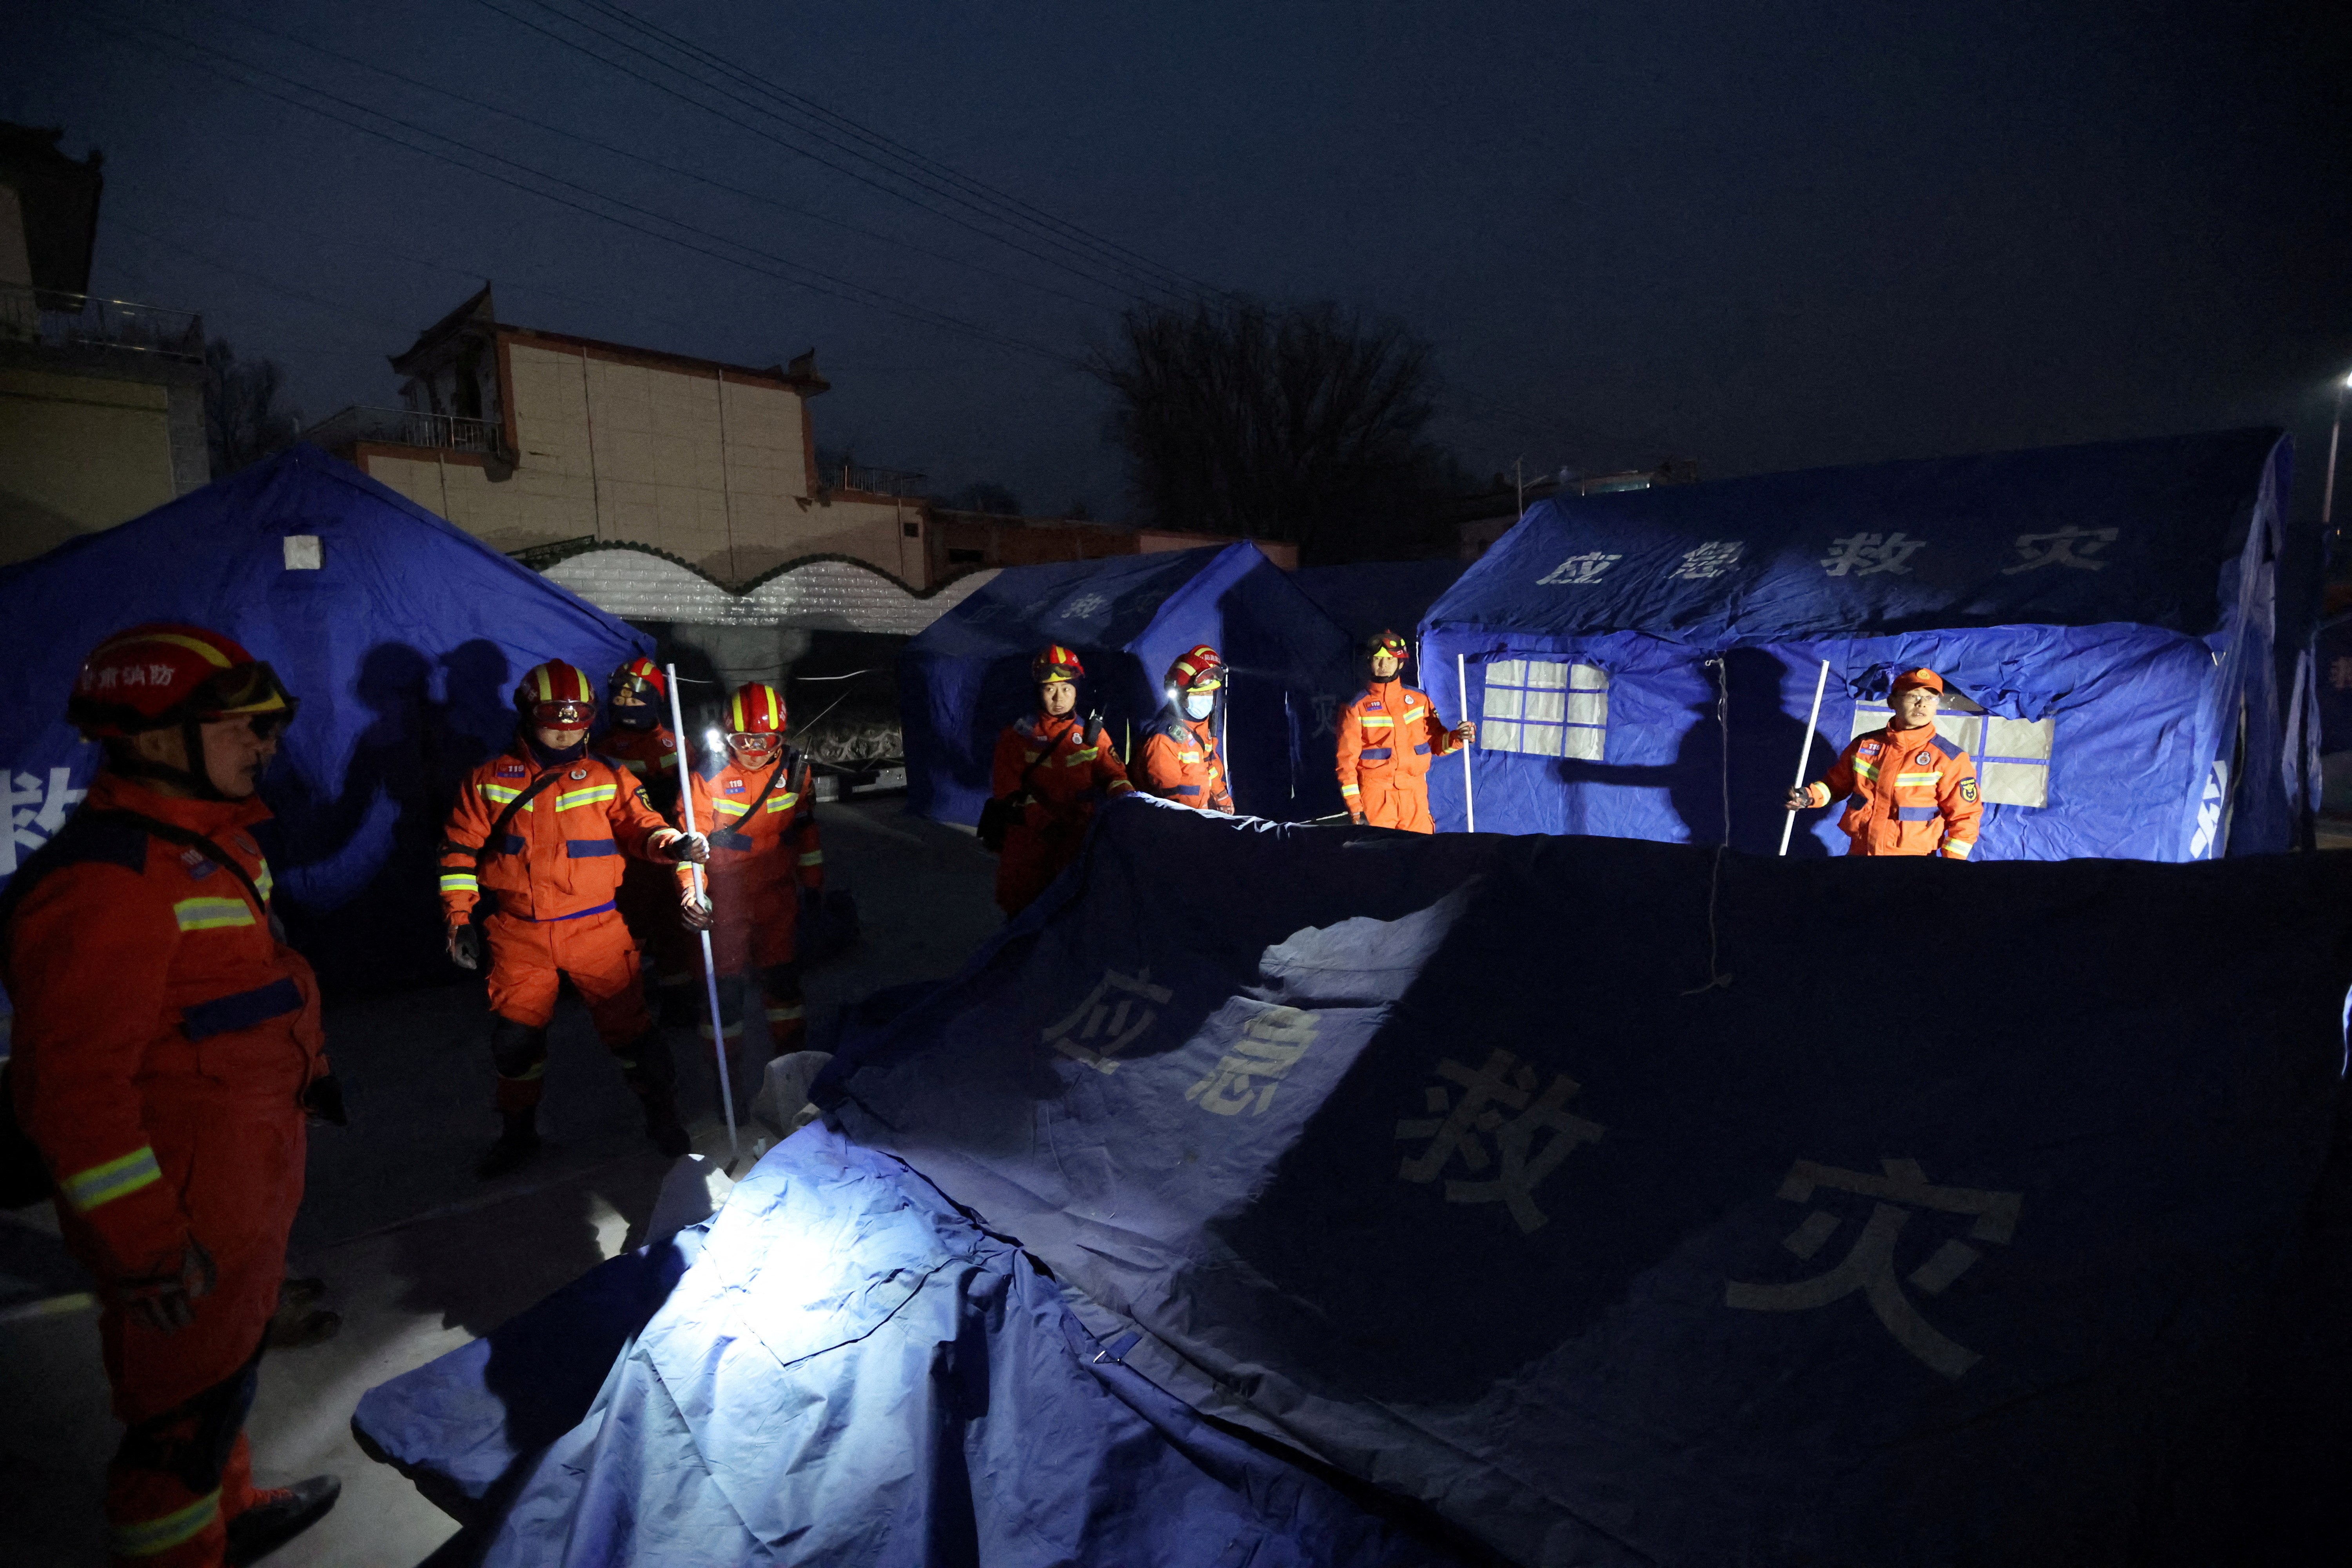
xmin=0 ymin=624 xmax=341 ymax=1566
xmin=987 ymin=645 xmax=1135 ymax=915
xmin=597 ymin=656 xmax=697 ymax=1025
xmin=1138 ymin=644 xmax=1235 ymax=813
xmin=676 ymin=682 xmax=825 ymax=1076
xmin=438 ymin=660 xmax=709 ymax=1178
xmin=1786 ymin=667 xmax=1982 ymax=858
xmin=1334 ymin=630 xmax=1474 ymax=833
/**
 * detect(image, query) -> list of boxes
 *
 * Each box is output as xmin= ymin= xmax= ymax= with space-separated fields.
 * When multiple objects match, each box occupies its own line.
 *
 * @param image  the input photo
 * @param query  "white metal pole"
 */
xmin=2323 ymin=371 xmax=2350 ymax=527
xmin=665 ymin=663 xmax=737 ymax=1160
xmin=1457 ymin=652 xmax=1476 ymax=833
xmin=1778 ymin=658 xmax=1832 ymax=857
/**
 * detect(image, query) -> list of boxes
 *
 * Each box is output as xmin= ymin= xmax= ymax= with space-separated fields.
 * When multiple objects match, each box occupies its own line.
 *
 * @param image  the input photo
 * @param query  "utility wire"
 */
xmin=465 ymin=0 xmax=1169 ymax=307
xmin=171 ymin=0 xmax=1128 ymax=316
xmin=552 ymin=0 xmax=1215 ymax=300
xmin=85 ymin=11 xmax=1080 ymax=366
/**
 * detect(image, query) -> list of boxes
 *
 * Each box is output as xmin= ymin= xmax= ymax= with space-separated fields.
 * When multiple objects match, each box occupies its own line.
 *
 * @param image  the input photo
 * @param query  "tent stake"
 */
xmin=1779 ymin=659 xmax=1832 ymax=857
xmin=667 ymin=662 xmax=739 ymax=1161
xmin=1457 ymin=652 xmax=1476 ymax=833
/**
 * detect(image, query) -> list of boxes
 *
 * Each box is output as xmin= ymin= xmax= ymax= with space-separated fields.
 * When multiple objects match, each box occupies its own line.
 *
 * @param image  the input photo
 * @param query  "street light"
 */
xmin=2325 ymin=367 xmax=2352 ymax=528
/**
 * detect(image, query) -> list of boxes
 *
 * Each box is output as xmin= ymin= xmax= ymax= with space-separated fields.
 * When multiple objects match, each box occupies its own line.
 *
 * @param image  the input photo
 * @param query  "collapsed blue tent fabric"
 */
xmin=0 ymin=445 xmax=648 ymax=987
xmin=901 ymin=544 xmax=1357 ymax=825
xmin=359 ymin=1122 xmax=1477 ymax=1567
xmin=1291 ymin=559 xmax=1466 ymax=646
xmin=1417 ymin=429 xmax=2307 ymax=860
xmin=813 ymin=797 xmax=2352 ymax=1568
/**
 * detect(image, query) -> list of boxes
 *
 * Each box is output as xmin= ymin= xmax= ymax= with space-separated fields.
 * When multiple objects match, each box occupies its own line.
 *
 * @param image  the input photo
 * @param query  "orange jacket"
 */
xmin=598 ymin=722 xmax=682 ymax=814
xmin=1138 ymin=711 xmax=1233 ymax=812
xmin=438 ymin=742 xmax=677 ymax=924
xmin=680 ymin=755 xmax=824 ymax=895
xmin=1 ymin=773 xmax=327 ymax=1282
xmin=1335 ymin=679 xmax=1460 ymax=812
xmin=1803 ymin=724 xmax=1982 ymax=858
xmin=991 ymin=711 xmax=1135 ymax=835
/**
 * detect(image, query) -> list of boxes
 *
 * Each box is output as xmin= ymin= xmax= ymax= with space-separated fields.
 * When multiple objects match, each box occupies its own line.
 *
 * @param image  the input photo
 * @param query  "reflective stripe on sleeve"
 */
xmin=1942 ymin=838 xmax=1975 ymax=859
xmin=255 ymin=862 xmax=274 ymax=902
xmin=1066 ymin=748 xmax=1099 ymax=764
xmin=1339 ymin=783 xmax=1361 ymax=797
xmin=109 ymin=1489 xmax=221 ymax=1557
xmin=61 ymin=1145 xmax=163 ymax=1213
xmin=797 ymin=850 xmax=824 ymax=867
xmin=556 ymin=784 xmax=618 ymax=811
xmin=439 ymin=873 xmax=479 ymax=894
xmin=173 ymin=897 xmax=256 ymax=932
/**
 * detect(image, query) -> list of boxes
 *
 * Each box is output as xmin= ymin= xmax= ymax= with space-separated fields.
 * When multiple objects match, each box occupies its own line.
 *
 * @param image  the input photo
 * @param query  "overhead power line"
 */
xmin=549 ymin=0 xmax=1216 ymax=300
xmin=464 ymin=0 xmax=1181 ymax=308
xmin=170 ymin=0 xmax=1129 ymax=316
xmin=83 ymin=10 xmax=1080 ymax=367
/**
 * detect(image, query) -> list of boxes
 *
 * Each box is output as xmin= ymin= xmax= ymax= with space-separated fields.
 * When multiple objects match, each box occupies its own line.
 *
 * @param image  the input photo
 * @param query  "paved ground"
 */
xmin=0 ymin=797 xmax=1002 ymax=1567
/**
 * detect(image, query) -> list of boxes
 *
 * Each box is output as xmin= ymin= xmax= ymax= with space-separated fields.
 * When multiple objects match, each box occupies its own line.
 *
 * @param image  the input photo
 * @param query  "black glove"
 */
xmin=449 ymin=922 xmax=486 ymax=972
xmin=303 ymin=1074 xmax=348 ymax=1127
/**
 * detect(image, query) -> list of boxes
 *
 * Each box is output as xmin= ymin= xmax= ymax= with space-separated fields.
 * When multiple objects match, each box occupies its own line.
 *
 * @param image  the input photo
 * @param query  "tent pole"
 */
xmin=1779 ymin=659 xmax=1832 ymax=857
xmin=1457 ymin=652 xmax=1476 ymax=833
xmin=666 ymin=662 xmax=739 ymax=1162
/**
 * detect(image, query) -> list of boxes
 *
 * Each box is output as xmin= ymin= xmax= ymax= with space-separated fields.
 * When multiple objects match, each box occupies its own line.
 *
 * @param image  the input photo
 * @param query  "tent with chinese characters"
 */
xmin=0 ymin=444 xmax=648 ymax=989
xmin=358 ymin=798 xmax=2352 ymax=1564
xmin=899 ymin=542 xmax=1358 ymax=826
xmin=1413 ymin=428 xmax=2314 ymax=860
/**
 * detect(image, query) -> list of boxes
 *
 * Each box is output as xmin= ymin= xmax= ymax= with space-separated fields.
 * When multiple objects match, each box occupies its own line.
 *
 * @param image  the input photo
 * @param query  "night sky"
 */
xmin=6 ymin=0 xmax=2347 ymax=522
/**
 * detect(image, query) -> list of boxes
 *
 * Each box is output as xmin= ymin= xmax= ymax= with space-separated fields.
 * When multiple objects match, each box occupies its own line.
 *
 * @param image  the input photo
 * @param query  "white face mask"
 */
xmin=1183 ymin=691 xmax=1216 ymax=720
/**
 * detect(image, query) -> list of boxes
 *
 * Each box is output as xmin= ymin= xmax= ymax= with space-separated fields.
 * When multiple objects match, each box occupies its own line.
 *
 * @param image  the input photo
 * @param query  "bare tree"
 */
xmin=203 ymin=337 xmax=301 ymax=478
xmin=1089 ymin=298 xmax=1455 ymax=562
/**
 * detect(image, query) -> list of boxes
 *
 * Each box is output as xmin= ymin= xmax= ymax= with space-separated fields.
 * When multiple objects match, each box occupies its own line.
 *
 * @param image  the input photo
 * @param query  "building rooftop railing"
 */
xmin=0 ymin=283 xmax=203 ymax=361
xmin=300 ymin=405 xmax=503 ymax=457
xmin=829 ymin=463 xmax=927 ymax=497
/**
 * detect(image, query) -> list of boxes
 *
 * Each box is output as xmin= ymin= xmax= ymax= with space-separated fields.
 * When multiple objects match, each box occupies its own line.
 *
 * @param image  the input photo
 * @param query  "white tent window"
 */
xmin=1483 ymin=659 xmax=1608 ymax=761
xmin=1849 ymin=691 xmax=2053 ymax=808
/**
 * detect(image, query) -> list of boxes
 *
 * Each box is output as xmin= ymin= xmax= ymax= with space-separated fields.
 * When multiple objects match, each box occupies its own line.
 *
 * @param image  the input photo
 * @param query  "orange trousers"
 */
xmin=1355 ymin=773 xmax=1436 ymax=834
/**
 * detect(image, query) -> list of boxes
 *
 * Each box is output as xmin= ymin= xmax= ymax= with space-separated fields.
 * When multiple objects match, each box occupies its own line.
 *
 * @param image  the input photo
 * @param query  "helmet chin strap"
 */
xmin=112 ymin=717 xmax=232 ymax=801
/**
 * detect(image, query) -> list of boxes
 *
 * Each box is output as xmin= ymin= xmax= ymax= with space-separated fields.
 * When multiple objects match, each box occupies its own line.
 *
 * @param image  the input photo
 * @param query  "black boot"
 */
xmin=619 ymin=1029 xmax=692 ymax=1158
xmin=225 ymin=1474 xmax=341 ymax=1564
xmin=475 ymin=1107 xmax=542 ymax=1180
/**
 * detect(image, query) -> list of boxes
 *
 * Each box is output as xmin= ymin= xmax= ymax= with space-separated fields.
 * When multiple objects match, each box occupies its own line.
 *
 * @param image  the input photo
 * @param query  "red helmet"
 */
xmin=1367 ymin=629 xmax=1411 ymax=661
xmin=68 ymin=623 xmax=295 ymax=740
xmin=1032 ymin=644 xmax=1085 ymax=684
xmin=1166 ymin=644 xmax=1223 ymax=695
xmin=514 ymin=660 xmax=597 ymax=726
xmin=610 ymin=655 xmax=667 ymax=703
xmin=726 ymin=682 xmax=787 ymax=736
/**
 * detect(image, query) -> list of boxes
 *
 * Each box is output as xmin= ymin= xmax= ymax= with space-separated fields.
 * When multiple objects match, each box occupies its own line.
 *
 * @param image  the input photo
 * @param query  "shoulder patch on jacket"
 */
xmin=0 ymin=809 xmax=151 ymax=949
xmin=1930 ymin=734 xmax=1964 ymax=760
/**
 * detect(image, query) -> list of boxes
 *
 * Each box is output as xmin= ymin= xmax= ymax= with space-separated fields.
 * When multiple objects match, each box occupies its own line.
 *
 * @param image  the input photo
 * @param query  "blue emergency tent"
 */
xmin=0 ymin=445 xmax=648 ymax=987
xmin=360 ymin=800 xmax=2352 ymax=1564
xmin=901 ymin=543 xmax=1357 ymax=825
xmin=1417 ymin=429 xmax=2309 ymax=860
xmin=1291 ymin=558 xmax=1466 ymax=646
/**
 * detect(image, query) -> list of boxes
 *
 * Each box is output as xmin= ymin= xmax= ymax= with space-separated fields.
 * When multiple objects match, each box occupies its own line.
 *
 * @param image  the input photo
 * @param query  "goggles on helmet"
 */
xmin=531 ymin=699 xmax=595 ymax=728
xmin=727 ymin=731 xmax=781 ymax=754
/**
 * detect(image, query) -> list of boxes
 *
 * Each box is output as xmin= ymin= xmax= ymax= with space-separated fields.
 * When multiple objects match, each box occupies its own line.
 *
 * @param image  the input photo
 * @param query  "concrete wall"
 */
xmin=0 ymin=363 xmax=183 ymax=564
xmin=361 ymin=336 xmax=929 ymax=587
